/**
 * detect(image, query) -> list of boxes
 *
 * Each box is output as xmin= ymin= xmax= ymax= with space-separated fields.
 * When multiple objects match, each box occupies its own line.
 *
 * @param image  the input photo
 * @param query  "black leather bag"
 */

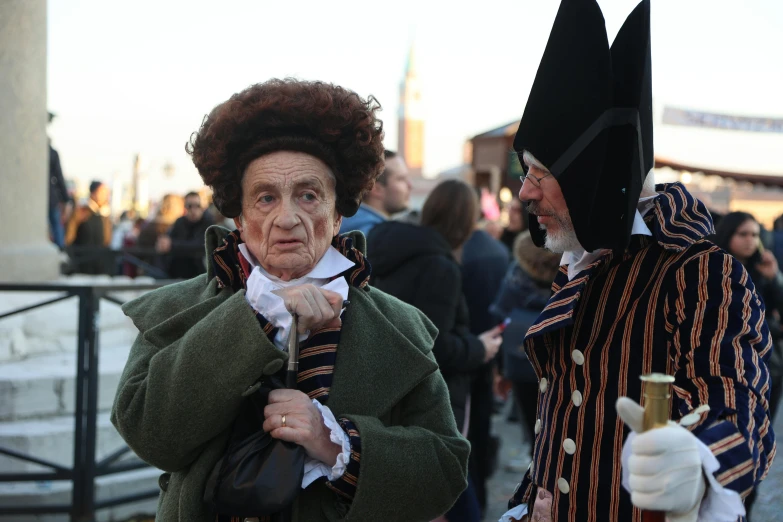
xmin=204 ymin=379 xmax=306 ymax=517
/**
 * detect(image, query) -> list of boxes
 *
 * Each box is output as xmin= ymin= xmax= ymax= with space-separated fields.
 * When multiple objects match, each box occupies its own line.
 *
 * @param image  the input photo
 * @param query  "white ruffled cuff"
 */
xmin=621 ymin=431 xmax=745 ymax=522
xmin=301 ymin=400 xmax=351 ymax=489
xmin=499 ymin=504 xmax=528 ymax=522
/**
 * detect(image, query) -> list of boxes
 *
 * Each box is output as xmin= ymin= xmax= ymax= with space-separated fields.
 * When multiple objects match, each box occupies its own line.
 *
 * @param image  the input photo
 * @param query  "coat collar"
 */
xmin=525 ymin=182 xmax=714 ymax=340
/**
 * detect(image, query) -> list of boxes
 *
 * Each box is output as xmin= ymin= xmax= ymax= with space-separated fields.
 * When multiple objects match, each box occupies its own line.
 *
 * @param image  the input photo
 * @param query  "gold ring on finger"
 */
xmin=281 ymin=414 xmax=286 ymax=427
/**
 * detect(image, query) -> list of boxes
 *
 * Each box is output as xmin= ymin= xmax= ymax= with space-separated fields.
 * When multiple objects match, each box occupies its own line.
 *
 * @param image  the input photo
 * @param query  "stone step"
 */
xmin=0 ymin=466 xmax=159 ymax=522
xmin=0 ymin=412 xmax=134 ymax=473
xmin=0 ymin=336 xmax=136 ymax=421
xmin=0 ymin=275 xmax=154 ymax=363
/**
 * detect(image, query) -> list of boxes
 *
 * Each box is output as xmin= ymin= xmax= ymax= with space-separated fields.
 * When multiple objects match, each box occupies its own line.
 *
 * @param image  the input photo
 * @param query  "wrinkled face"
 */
xmin=234 ymin=151 xmax=342 ymax=281
xmin=518 ymin=159 xmax=580 ymax=253
xmin=185 ymin=195 xmax=204 ymax=223
xmin=729 ymin=219 xmax=760 ymax=261
xmin=381 ymin=156 xmax=412 ymax=215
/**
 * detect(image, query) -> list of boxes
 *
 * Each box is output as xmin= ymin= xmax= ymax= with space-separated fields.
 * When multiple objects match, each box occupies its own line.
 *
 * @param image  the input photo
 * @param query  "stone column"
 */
xmin=0 ymin=0 xmax=60 ymax=281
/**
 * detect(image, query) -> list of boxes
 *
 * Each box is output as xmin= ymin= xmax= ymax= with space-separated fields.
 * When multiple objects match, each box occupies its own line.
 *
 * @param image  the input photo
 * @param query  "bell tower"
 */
xmin=398 ymin=44 xmax=424 ymax=177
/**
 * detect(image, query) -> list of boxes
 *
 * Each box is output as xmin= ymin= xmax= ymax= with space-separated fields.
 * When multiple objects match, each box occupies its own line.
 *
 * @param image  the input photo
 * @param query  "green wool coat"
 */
xmin=111 ymin=227 xmax=470 ymax=522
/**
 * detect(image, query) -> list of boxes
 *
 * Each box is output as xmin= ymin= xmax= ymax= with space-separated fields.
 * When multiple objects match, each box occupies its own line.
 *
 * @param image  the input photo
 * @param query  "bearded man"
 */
xmin=499 ymin=1 xmax=775 ymax=521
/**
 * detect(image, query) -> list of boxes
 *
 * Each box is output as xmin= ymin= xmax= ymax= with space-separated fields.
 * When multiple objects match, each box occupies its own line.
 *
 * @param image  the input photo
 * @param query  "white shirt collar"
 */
xmin=237 ymin=243 xmax=355 ymax=285
xmin=561 ymin=195 xmax=658 ymax=281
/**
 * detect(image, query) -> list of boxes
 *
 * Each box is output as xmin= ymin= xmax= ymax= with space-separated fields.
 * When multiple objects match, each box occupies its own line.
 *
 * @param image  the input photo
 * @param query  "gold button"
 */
xmin=572 ymin=390 xmax=583 ymax=407
xmin=571 ymin=350 xmax=585 ymax=365
xmin=539 ymin=378 xmax=548 ymax=393
xmin=563 ymin=438 xmax=576 ymax=455
xmin=534 ymin=419 xmax=542 ymax=434
xmin=557 ymin=477 xmax=570 ymax=494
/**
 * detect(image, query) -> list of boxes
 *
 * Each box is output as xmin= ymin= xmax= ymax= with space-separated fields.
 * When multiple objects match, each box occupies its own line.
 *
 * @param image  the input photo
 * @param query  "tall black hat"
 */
xmin=513 ymin=0 xmax=653 ymax=253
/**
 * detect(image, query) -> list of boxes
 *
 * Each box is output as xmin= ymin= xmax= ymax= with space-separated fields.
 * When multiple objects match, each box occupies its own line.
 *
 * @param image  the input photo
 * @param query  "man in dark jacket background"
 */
xmin=70 ymin=181 xmax=112 ymax=274
xmin=156 ymin=191 xmax=214 ymax=279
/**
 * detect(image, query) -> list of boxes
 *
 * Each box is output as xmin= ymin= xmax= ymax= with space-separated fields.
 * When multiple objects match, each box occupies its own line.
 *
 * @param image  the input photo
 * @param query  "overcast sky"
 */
xmin=47 ymin=0 xmax=783 ymax=199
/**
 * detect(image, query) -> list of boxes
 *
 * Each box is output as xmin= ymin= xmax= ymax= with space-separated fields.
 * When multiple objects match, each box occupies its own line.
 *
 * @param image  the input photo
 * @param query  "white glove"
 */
xmin=616 ymin=397 xmax=706 ymax=522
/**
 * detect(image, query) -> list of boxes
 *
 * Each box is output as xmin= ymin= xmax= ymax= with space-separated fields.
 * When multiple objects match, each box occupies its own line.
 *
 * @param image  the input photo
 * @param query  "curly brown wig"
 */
xmin=186 ymin=78 xmax=385 ymax=218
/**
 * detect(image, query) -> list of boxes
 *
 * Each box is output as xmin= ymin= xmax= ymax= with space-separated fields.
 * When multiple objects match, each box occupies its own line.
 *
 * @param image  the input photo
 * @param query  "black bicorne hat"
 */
xmin=514 ymin=0 xmax=653 ymax=254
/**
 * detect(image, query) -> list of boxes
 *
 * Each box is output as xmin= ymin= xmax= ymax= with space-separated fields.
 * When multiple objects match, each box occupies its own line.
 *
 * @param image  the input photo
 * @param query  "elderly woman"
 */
xmin=111 ymin=79 xmax=469 ymax=522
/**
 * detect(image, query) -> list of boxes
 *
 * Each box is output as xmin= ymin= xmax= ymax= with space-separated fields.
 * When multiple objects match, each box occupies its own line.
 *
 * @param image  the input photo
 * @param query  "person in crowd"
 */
xmin=481 ymin=218 xmax=504 ymax=242
xmin=339 ymin=149 xmax=411 ymax=237
xmin=111 ymin=209 xmax=138 ymax=249
xmin=368 ymin=179 xmax=503 ymax=522
xmin=461 ymin=216 xmax=510 ymax=514
xmin=118 ymin=216 xmax=146 ymax=278
xmin=499 ymin=198 xmax=526 ymax=253
xmin=501 ymin=1 xmax=774 ymax=521
xmin=47 ymin=112 xmax=70 ymax=249
xmin=156 ymin=191 xmax=215 ymax=279
xmin=136 ymin=194 xmax=185 ymax=276
xmin=773 ymin=212 xmax=783 ymax=268
xmin=112 ymin=79 xmax=469 ymax=522
xmin=490 ymin=231 xmax=561 ymax=469
xmin=713 ymin=211 xmax=783 ymax=520
xmin=68 ymin=181 xmax=112 ymax=274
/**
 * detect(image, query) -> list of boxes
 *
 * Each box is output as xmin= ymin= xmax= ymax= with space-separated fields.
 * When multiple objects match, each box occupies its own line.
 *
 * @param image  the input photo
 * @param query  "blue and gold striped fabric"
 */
xmin=510 ymin=183 xmax=775 ymax=522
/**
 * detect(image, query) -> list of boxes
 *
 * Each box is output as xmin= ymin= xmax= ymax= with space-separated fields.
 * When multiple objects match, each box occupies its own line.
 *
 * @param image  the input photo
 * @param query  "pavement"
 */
xmin=483 ymin=401 xmax=783 ymax=522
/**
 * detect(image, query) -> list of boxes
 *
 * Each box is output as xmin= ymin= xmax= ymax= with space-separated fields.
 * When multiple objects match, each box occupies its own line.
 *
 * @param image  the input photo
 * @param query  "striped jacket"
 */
xmin=510 ymin=183 xmax=776 ymax=522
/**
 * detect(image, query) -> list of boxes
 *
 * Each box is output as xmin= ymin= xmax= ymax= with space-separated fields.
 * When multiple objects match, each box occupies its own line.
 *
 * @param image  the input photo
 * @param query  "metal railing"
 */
xmin=64 ymin=245 xmax=207 ymax=280
xmin=0 ymin=281 xmax=175 ymax=521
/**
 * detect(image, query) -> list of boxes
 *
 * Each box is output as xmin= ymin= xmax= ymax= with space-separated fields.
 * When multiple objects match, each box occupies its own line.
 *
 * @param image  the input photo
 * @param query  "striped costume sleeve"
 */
xmin=666 ymin=250 xmax=776 ymax=499
xmin=247 ymin=302 xmax=279 ymax=341
xmin=326 ymin=418 xmax=362 ymax=501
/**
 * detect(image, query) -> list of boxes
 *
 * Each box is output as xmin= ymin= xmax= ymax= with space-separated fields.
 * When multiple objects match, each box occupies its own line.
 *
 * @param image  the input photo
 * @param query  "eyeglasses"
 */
xmin=519 ymin=170 xmax=553 ymax=188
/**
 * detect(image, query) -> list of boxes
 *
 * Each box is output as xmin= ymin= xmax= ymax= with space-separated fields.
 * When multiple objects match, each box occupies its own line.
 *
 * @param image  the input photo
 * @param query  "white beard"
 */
xmin=543 ymin=228 xmax=583 ymax=254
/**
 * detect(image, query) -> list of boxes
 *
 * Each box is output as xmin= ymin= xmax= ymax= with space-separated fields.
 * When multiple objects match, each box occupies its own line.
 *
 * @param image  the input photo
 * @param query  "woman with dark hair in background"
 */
xmin=368 ymin=179 xmax=504 ymax=522
xmin=714 ymin=211 xmax=783 ymax=519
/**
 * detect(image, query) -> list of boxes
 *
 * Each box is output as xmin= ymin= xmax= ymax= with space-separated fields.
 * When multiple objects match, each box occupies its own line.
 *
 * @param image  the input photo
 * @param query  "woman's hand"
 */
xmin=479 ymin=325 xmax=503 ymax=363
xmin=272 ymin=284 xmax=343 ymax=333
xmin=263 ymin=389 xmax=342 ymax=466
xmin=757 ymin=250 xmax=779 ymax=280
